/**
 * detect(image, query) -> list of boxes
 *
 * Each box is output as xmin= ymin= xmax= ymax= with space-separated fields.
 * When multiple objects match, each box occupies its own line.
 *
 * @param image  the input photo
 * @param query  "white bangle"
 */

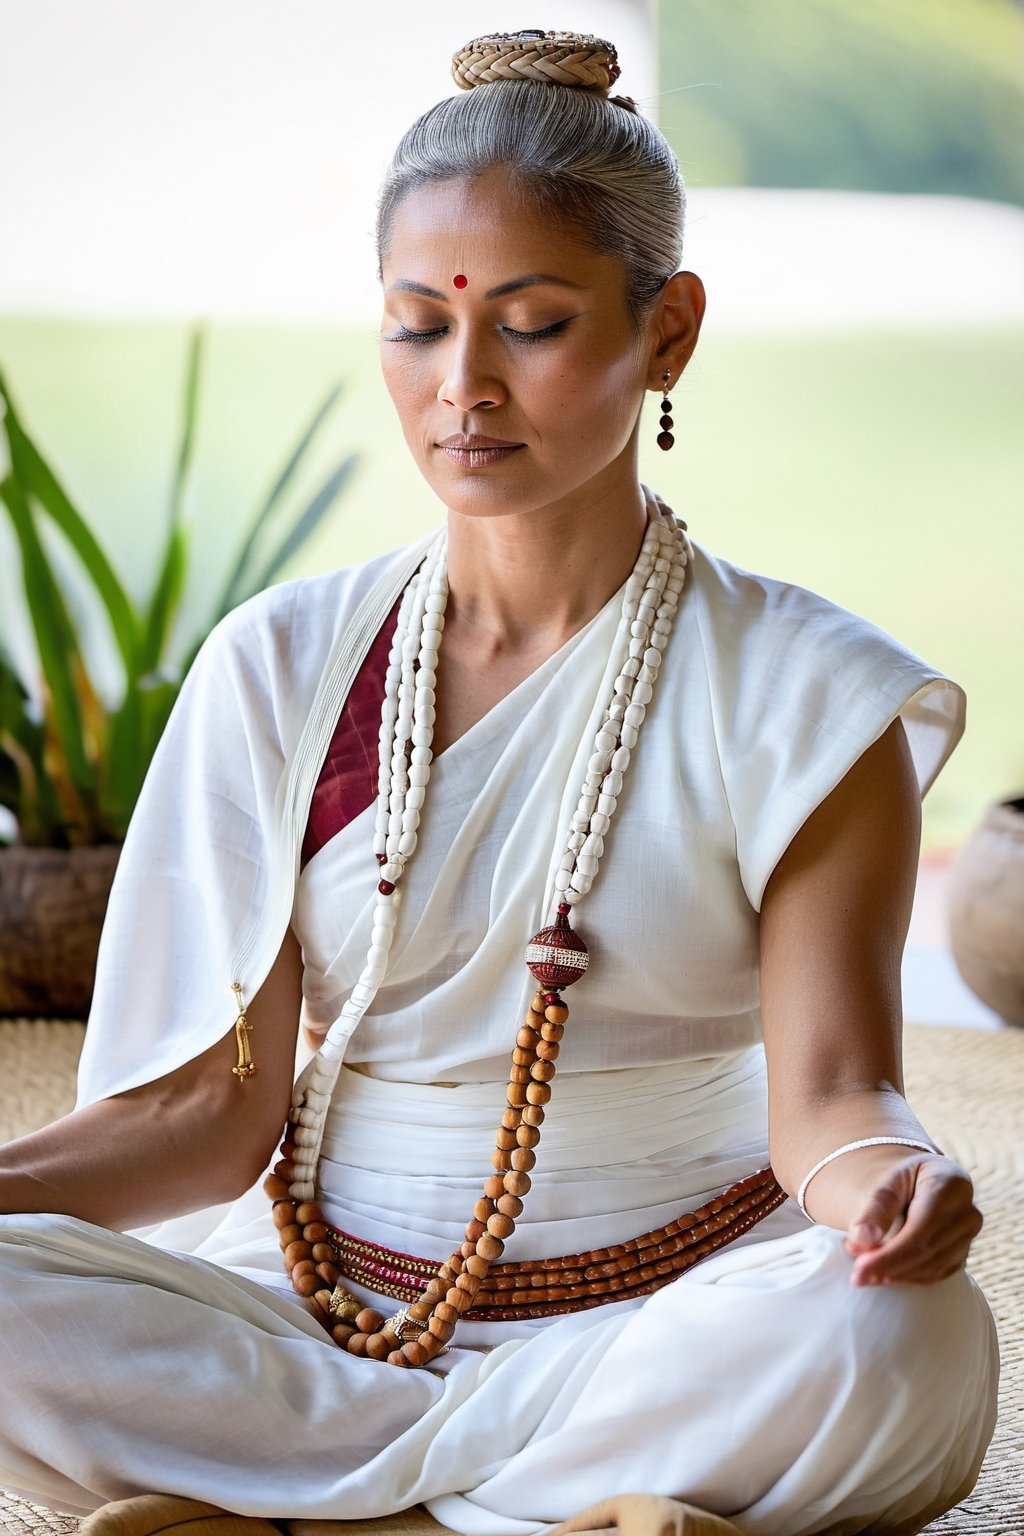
xmin=796 ymin=1136 xmax=939 ymax=1220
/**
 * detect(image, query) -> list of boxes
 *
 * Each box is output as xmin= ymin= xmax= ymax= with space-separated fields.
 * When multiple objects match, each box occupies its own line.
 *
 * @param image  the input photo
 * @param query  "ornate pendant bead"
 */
xmin=525 ymin=906 xmax=590 ymax=989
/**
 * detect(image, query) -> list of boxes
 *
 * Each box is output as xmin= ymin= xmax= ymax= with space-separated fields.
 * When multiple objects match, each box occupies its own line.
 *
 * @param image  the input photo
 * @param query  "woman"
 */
xmin=0 ymin=30 xmax=998 ymax=1536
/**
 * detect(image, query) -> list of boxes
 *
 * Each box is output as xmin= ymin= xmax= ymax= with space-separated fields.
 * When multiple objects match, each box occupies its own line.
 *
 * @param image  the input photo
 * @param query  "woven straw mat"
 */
xmin=0 ymin=1018 xmax=1020 ymax=1535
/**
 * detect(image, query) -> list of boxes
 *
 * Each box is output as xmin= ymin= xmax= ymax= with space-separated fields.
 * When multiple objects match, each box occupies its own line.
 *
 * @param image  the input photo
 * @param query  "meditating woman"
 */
xmin=0 ymin=30 xmax=998 ymax=1536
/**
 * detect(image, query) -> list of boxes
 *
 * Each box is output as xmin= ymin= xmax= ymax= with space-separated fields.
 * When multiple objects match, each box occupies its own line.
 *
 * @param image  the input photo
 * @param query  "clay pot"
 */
xmin=948 ymin=797 xmax=1024 ymax=1026
xmin=0 ymin=843 xmax=121 ymax=1018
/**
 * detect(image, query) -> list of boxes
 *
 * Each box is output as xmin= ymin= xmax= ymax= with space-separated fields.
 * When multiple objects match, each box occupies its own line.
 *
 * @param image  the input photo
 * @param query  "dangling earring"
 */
xmin=657 ymin=370 xmax=674 ymax=451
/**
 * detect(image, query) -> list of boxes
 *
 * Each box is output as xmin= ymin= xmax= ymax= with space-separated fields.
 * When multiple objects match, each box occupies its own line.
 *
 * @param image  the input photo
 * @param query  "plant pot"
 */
xmin=0 ymin=844 xmax=121 ymax=1018
xmin=948 ymin=796 xmax=1024 ymax=1027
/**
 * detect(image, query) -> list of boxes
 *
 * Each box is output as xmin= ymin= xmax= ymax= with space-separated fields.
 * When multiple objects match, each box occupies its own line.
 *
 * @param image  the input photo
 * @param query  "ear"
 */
xmin=645 ymin=271 xmax=706 ymax=392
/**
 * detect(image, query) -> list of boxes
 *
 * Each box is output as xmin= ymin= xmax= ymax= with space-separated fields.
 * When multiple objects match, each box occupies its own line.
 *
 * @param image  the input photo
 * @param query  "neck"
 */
xmin=444 ymin=480 xmax=650 ymax=653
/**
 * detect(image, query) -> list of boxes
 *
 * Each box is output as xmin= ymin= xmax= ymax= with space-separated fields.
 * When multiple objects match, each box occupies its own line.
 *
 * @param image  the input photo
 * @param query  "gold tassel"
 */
xmin=231 ymin=982 xmax=256 ymax=1078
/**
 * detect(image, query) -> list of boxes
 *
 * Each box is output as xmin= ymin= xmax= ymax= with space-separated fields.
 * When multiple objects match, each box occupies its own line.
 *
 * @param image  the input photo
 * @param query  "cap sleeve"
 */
xmin=75 ymin=588 xmax=295 ymax=1107
xmin=690 ymin=549 xmax=966 ymax=913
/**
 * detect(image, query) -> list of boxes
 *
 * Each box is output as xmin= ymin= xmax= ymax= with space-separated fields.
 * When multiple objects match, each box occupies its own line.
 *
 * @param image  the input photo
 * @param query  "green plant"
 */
xmin=0 ymin=326 xmax=358 ymax=847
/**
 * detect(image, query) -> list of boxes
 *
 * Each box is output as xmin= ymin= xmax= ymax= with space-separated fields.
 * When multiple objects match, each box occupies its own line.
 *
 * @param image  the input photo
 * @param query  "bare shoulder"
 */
xmin=764 ymin=717 xmax=921 ymax=900
xmin=759 ymin=719 xmax=921 ymax=1111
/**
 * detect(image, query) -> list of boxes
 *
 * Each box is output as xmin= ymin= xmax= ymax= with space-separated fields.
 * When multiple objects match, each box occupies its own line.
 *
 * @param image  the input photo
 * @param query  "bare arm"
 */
xmin=0 ymin=927 xmax=303 ymax=1231
xmin=761 ymin=718 xmax=981 ymax=1284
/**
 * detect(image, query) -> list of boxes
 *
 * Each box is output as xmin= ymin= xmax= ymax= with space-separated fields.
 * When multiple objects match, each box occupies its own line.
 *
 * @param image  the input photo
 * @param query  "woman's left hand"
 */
xmin=844 ymin=1153 xmax=983 ymax=1287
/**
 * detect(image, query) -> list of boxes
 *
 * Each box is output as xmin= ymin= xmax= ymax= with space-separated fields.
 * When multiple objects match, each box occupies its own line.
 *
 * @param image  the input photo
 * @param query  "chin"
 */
xmin=428 ymin=470 xmax=545 ymax=520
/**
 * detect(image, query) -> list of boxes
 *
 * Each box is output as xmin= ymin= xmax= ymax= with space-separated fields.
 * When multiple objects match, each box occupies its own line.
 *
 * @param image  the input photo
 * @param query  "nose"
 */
xmin=437 ymin=331 xmax=506 ymax=411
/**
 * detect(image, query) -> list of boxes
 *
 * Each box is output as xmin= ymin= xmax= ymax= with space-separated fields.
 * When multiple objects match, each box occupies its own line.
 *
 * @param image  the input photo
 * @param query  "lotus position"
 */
xmin=0 ymin=30 xmax=998 ymax=1536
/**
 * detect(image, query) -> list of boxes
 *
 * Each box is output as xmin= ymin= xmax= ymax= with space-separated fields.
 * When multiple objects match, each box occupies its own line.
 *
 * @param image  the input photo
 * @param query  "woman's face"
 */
xmin=379 ymin=166 xmax=670 ymax=522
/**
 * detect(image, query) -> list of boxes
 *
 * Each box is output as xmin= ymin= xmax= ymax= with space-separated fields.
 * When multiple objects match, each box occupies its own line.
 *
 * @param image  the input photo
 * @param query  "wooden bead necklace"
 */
xmin=323 ymin=1164 xmax=785 ymax=1321
xmin=263 ymin=501 xmax=776 ymax=1368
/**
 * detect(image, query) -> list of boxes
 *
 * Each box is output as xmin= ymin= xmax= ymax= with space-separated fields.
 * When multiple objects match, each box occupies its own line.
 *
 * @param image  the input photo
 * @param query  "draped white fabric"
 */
xmin=76 ymin=535 xmax=965 ymax=1101
xmin=0 ymin=533 xmax=997 ymax=1534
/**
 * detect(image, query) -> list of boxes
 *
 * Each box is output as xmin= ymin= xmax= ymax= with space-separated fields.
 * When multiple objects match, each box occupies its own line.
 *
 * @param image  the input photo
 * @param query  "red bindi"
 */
xmin=453 ymin=274 xmax=468 ymax=289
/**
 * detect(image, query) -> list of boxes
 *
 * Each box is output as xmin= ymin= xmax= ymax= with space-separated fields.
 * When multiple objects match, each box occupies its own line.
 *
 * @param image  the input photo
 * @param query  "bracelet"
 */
xmin=797 ymin=1136 xmax=939 ymax=1220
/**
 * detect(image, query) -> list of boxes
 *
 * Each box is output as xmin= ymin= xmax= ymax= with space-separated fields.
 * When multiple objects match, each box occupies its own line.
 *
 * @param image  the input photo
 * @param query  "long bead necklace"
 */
xmin=264 ymin=498 xmax=695 ymax=1367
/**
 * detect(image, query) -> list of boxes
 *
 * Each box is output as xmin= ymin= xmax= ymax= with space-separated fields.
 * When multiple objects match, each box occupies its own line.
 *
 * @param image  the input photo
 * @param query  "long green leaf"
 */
xmin=214 ymin=382 xmax=343 ymax=617
xmin=139 ymin=520 xmax=189 ymax=673
xmin=0 ymin=646 xmax=30 ymax=735
xmin=0 ymin=368 xmax=141 ymax=675
xmin=103 ymin=685 xmax=142 ymax=829
xmin=104 ymin=673 xmax=179 ymax=836
xmin=167 ymin=327 xmax=203 ymax=531
xmin=0 ymin=473 xmax=95 ymax=798
xmin=247 ymin=454 xmax=358 ymax=594
xmin=135 ymin=328 xmax=203 ymax=674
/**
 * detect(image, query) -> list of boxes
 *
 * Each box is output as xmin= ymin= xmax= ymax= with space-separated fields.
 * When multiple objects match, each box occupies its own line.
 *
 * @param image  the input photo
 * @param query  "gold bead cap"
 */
xmin=452 ymin=30 xmax=621 ymax=93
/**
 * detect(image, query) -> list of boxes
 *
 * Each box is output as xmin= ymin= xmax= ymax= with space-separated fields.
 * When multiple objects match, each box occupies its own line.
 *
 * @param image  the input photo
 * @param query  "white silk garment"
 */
xmin=0 ymin=530 xmax=999 ymax=1535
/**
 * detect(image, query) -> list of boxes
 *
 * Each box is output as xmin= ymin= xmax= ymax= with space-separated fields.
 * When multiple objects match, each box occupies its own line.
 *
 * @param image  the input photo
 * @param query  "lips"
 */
xmin=437 ymin=433 xmax=524 ymax=467
xmin=437 ymin=434 xmax=522 ymax=450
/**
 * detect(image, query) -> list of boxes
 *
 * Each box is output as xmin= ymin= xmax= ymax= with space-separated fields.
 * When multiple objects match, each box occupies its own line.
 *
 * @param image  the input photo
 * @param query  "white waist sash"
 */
xmin=317 ymin=1047 xmax=773 ymax=1263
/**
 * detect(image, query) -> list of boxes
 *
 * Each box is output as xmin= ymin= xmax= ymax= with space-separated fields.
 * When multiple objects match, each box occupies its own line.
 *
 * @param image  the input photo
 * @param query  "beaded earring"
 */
xmin=657 ymin=370 xmax=674 ymax=451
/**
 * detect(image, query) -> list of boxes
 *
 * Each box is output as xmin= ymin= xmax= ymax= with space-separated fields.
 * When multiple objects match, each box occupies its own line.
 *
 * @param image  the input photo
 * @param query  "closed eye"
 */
xmin=382 ymin=318 xmax=574 ymax=345
xmin=382 ymin=325 xmax=447 ymax=344
xmin=504 ymin=319 xmax=573 ymax=343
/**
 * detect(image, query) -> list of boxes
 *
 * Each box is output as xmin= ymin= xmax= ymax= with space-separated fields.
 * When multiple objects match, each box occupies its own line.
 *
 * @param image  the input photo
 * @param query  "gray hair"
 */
xmin=376 ymin=81 xmax=685 ymax=325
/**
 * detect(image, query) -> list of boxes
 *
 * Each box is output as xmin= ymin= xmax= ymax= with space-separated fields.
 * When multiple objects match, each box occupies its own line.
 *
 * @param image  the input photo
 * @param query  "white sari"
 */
xmin=0 ymin=531 xmax=997 ymax=1534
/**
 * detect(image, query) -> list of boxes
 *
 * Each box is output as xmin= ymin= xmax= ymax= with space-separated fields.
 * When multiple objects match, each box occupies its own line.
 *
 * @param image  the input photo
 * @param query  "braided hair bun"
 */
xmin=378 ymin=31 xmax=682 ymax=319
xmin=452 ymin=30 xmax=621 ymax=92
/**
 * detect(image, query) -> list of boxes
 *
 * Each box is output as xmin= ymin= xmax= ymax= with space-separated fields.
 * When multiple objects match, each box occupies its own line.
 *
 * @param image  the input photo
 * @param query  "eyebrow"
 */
xmin=388 ymin=274 xmax=587 ymax=301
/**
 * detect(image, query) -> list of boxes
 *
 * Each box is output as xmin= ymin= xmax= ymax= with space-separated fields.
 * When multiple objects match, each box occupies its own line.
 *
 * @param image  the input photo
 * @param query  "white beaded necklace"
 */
xmin=274 ymin=496 xmax=693 ymax=1361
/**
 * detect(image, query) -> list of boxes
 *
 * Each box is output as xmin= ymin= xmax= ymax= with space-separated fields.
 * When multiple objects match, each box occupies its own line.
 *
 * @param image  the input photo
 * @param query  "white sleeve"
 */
xmin=691 ymin=552 xmax=965 ymax=912
xmin=75 ymin=589 xmax=295 ymax=1106
xmin=75 ymin=542 xmax=432 ymax=1107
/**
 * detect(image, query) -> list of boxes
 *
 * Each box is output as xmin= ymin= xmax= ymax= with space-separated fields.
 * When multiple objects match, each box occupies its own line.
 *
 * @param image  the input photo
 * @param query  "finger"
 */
xmin=853 ymin=1211 xmax=975 ymax=1280
xmin=854 ymin=1235 xmax=971 ymax=1287
xmin=845 ymin=1172 xmax=914 ymax=1251
xmin=852 ymin=1212 xmax=980 ymax=1285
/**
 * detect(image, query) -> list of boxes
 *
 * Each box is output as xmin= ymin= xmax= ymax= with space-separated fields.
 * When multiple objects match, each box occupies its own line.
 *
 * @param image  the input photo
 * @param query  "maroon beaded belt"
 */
xmin=328 ymin=1166 xmax=786 ymax=1322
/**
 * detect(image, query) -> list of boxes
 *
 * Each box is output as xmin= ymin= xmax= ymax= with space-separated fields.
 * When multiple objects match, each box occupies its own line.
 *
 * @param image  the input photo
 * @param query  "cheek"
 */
xmin=557 ymin=359 xmax=640 ymax=434
xmin=380 ymin=348 xmax=434 ymax=423
xmin=557 ymin=331 xmax=642 ymax=401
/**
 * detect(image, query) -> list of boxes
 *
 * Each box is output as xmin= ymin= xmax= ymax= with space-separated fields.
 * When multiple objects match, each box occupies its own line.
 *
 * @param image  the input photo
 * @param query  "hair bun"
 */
xmin=452 ymin=30 xmax=621 ymax=93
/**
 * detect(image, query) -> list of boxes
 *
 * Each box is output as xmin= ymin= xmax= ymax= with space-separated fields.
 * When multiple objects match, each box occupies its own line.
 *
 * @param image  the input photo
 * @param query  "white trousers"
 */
xmin=0 ymin=1214 xmax=999 ymax=1536
xmin=0 ymin=1056 xmax=1000 ymax=1535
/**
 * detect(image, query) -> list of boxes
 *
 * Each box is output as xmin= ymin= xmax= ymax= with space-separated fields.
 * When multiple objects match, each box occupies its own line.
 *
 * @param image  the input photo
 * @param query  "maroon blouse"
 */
xmin=300 ymin=599 xmax=401 ymax=870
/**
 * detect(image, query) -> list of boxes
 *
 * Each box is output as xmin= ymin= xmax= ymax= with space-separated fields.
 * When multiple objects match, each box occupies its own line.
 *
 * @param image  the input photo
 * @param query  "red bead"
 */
xmin=525 ymin=910 xmax=589 ymax=989
xmin=378 ymin=879 xmax=395 ymax=895
xmin=376 ymin=853 xmax=386 ymax=865
xmin=453 ymin=273 xmax=468 ymax=288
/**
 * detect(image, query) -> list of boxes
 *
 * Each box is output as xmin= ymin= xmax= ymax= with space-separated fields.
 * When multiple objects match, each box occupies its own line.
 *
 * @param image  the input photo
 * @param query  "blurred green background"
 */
xmin=658 ymin=0 xmax=1023 ymax=200
xmin=1 ymin=0 xmax=1021 ymax=849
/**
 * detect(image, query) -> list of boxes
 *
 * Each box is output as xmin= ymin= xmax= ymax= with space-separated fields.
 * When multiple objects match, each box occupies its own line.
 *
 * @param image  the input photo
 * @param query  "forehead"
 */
xmin=382 ymin=168 xmax=616 ymax=291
